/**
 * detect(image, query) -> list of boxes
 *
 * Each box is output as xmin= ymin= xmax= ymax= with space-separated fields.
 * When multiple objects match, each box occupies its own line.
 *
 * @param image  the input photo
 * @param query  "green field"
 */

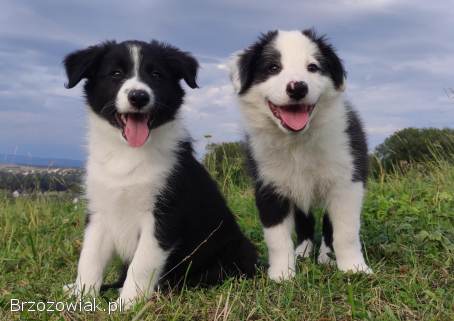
xmin=1 ymin=162 xmax=453 ymax=320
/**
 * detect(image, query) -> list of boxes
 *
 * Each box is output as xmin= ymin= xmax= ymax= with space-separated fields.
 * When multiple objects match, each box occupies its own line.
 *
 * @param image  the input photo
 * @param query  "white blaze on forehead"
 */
xmin=129 ymin=44 xmax=141 ymax=77
xmin=274 ymin=30 xmax=320 ymax=75
xmin=116 ymin=44 xmax=154 ymax=113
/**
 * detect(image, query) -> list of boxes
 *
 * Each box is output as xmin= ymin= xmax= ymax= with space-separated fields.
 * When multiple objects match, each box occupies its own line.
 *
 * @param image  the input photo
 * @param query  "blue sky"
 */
xmin=0 ymin=0 xmax=453 ymax=160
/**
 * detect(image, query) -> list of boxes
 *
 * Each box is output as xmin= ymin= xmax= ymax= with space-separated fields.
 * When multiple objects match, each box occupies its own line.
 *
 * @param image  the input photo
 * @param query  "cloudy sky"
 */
xmin=1 ymin=0 xmax=453 ymax=160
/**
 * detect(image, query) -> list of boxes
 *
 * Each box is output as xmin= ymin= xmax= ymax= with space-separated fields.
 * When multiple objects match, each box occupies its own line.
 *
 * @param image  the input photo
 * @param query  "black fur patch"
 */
xmin=322 ymin=213 xmax=334 ymax=251
xmin=255 ymin=182 xmax=291 ymax=227
xmin=345 ymin=104 xmax=369 ymax=183
xmin=154 ymin=141 xmax=257 ymax=285
xmin=303 ymin=29 xmax=346 ymax=90
xmin=294 ymin=207 xmax=315 ymax=244
xmin=237 ymin=31 xmax=279 ymax=95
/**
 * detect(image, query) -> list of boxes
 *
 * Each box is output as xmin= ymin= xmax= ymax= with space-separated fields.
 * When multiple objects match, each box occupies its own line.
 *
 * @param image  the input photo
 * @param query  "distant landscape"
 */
xmin=0 ymin=153 xmax=83 ymax=168
xmin=0 ymin=164 xmax=83 ymax=193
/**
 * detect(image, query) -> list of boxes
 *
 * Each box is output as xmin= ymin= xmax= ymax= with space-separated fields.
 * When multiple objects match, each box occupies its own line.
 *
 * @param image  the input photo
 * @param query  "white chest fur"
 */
xmin=84 ymin=111 xmax=182 ymax=261
xmin=248 ymin=100 xmax=354 ymax=212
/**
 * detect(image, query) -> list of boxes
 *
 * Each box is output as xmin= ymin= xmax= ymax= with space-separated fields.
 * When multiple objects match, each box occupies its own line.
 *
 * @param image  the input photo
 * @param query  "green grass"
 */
xmin=1 ymin=162 xmax=453 ymax=320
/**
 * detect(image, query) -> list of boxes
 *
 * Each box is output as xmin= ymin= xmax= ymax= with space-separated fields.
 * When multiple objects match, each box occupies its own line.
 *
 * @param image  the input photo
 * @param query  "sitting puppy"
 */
xmin=63 ymin=40 xmax=257 ymax=308
xmin=229 ymin=29 xmax=372 ymax=281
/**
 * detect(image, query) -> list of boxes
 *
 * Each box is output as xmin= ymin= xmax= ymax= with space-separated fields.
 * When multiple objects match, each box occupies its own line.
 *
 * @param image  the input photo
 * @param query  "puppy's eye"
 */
xmin=111 ymin=70 xmax=124 ymax=79
xmin=307 ymin=63 xmax=320 ymax=73
xmin=150 ymin=71 xmax=162 ymax=79
xmin=267 ymin=64 xmax=281 ymax=74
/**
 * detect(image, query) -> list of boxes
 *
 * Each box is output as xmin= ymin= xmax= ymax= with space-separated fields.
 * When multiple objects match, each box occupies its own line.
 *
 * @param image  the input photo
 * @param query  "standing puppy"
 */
xmin=229 ymin=30 xmax=371 ymax=281
xmin=63 ymin=40 xmax=257 ymax=308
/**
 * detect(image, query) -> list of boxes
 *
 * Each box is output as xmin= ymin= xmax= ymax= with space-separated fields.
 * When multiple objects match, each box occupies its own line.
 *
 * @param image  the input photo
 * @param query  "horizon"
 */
xmin=1 ymin=0 xmax=453 ymax=159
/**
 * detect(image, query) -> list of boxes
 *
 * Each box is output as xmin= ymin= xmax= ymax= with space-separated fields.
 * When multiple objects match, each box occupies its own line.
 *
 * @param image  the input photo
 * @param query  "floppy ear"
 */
xmin=303 ymin=29 xmax=346 ymax=91
xmin=63 ymin=42 xmax=113 ymax=89
xmin=163 ymin=45 xmax=199 ymax=89
xmin=237 ymin=47 xmax=257 ymax=95
xmin=236 ymin=30 xmax=278 ymax=95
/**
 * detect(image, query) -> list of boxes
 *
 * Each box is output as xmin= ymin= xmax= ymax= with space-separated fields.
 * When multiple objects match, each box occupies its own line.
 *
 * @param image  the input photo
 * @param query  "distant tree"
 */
xmin=372 ymin=127 xmax=454 ymax=174
xmin=0 ymin=169 xmax=83 ymax=193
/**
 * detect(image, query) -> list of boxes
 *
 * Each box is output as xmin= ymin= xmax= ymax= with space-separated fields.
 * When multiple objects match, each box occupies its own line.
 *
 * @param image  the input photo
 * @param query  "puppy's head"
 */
xmin=64 ymin=40 xmax=198 ymax=147
xmin=229 ymin=29 xmax=345 ymax=134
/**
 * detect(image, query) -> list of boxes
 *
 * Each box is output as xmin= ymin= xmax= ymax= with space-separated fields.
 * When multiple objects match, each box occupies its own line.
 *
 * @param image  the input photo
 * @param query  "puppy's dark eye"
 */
xmin=150 ymin=71 xmax=162 ymax=79
xmin=267 ymin=64 xmax=281 ymax=74
xmin=111 ymin=70 xmax=124 ymax=79
xmin=307 ymin=63 xmax=320 ymax=73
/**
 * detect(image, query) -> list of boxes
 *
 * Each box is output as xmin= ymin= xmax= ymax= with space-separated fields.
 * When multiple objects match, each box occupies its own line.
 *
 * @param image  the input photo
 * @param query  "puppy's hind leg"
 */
xmin=294 ymin=207 xmax=315 ymax=258
xmin=192 ymin=236 xmax=258 ymax=286
xmin=318 ymin=213 xmax=335 ymax=265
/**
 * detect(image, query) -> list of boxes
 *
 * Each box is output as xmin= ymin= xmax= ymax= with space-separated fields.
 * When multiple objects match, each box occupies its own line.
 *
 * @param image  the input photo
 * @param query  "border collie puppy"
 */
xmin=229 ymin=30 xmax=372 ymax=281
xmin=63 ymin=40 xmax=257 ymax=308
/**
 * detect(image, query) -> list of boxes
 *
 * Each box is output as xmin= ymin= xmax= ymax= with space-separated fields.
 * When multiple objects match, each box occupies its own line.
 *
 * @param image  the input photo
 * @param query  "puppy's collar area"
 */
xmin=267 ymin=100 xmax=315 ymax=132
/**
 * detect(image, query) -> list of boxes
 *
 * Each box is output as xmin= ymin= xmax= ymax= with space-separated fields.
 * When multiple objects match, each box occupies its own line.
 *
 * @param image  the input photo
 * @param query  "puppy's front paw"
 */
xmin=317 ymin=251 xmax=335 ymax=265
xmin=115 ymin=296 xmax=134 ymax=311
xmin=295 ymin=240 xmax=313 ymax=258
xmin=337 ymin=260 xmax=373 ymax=274
xmin=268 ymin=265 xmax=295 ymax=282
xmin=63 ymin=283 xmax=77 ymax=296
xmin=63 ymin=282 xmax=85 ymax=299
xmin=63 ymin=281 xmax=98 ymax=298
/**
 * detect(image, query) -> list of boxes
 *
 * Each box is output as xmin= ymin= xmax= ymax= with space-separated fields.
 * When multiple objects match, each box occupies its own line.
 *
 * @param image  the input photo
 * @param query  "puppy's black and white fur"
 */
xmin=229 ymin=30 xmax=371 ymax=281
xmin=63 ymin=40 xmax=257 ymax=308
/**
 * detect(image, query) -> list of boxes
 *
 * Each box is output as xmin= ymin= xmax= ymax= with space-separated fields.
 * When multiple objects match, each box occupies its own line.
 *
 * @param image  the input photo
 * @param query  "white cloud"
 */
xmin=181 ymin=61 xmax=243 ymax=156
xmin=1 ymin=0 xmax=453 ymax=159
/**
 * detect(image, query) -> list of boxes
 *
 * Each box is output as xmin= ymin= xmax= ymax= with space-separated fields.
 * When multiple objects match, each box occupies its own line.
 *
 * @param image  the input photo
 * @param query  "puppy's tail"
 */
xmin=100 ymin=264 xmax=128 ymax=292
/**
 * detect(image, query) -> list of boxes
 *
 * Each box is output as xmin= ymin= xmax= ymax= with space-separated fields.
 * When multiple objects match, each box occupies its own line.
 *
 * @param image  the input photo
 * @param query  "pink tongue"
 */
xmin=124 ymin=115 xmax=150 ymax=147
xmin=279 ymin=108 xmax=309 ymax=131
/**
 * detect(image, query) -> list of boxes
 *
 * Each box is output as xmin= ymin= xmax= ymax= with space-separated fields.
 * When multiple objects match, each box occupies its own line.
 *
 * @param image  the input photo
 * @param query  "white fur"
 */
xmin=65 ymin=110 xmax=185 ymax=308
xmin=295 ymin=239 xmax=313 ymax=258
xmin=327 ymin=182 xmax=372 ymax=273
xmin=115 ymin=45 xmax=154 ymax=114
xmin=264 ymin=212 xmax=295 ymax=281
xmin=318 ymin=237 xmax=334 ymax=265
xmin=230 ymin=30 xmax=371 ymax=276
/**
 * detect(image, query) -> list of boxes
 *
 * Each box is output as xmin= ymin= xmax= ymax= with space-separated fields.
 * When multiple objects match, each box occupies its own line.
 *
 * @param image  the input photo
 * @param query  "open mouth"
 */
xmin=268 ymin=101 xmax=315 ymax=132
xmin=115 ymin=112 xmax=151 ymax=148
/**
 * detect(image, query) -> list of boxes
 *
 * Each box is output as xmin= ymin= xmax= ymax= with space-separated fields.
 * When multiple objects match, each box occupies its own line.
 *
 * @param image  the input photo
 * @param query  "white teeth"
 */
xmin=121 ymin=114 xmax=127 ymax=123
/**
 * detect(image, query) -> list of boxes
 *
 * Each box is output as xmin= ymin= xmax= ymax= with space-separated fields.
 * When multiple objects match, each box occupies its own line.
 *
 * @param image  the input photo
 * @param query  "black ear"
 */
xmin=303 ymin=29 xmax=346 ymax=91
xmin=159 ymin=42 xmax=199 ymax=89
xmin=238 ymin=30 xmax=278 ymax=95
xmin=237 ymin=47 xmax=256 ymax=95
xmin=63 ymin=42 xmax=113 ymax=89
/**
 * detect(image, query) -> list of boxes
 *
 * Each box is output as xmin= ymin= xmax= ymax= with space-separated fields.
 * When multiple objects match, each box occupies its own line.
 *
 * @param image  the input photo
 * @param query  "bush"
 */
xmin=203 ymin=142 xmax=250 ymax=190
xmin=371 ymin=127 xmax=454 ymax=175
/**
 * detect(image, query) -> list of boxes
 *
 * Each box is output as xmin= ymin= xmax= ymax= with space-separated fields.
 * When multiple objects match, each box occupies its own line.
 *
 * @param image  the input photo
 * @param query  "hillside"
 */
xmin=0 ymin=154 xmax=83 ymax=168
xmin=0 ymin=162 xmax=453 ymax=320
xmin=0 ymin=165 xmax=83 ymax=193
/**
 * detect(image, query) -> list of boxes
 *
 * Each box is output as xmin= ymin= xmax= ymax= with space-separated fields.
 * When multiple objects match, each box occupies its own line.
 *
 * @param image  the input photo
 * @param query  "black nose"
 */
xmin=128 ymin=90 xmax=150 ymax=109
xmin=286 ymin=81 xmax=308 ymax=100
